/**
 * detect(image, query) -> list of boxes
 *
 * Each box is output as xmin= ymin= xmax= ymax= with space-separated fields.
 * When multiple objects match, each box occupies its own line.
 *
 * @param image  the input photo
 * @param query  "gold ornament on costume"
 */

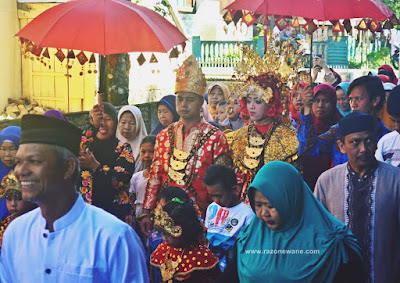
xmin=153 ymin=204 xmax=183 ymax=237
xmin=168 ymin=168 xmax=185 ymax=182
xmin=173 ymin=148 xmax=189 ymax=160
xmin=238 ymin=79 xmax=274 ymax=104
xmin=175 ymin=55 xmax=207 ymax=96
xmin=0 ymin=171 xmax=22 ymax=199
xmin=234 ymin=44 xmax=306 ymax=90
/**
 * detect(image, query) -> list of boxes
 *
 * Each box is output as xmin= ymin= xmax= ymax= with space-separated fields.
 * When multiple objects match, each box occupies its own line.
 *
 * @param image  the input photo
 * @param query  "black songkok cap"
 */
xmin=339 ymin=111 xmax=374 ymax=137
xmin=387 ymin=85 xmax=400 ymax=116
xmin=20 ymin=114 xmax=82 ymax=156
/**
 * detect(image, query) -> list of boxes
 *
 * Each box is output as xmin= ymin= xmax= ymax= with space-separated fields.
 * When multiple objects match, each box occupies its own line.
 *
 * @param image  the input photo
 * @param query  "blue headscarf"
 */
xmin=0 ymin=126 xmax=21 ymax=220
xmin=151 ymin=95 xmax=179 ymax=136
xmin=236 ymin=161 xmax=361 ymax=283
xmin=336 ymin=82 xmax=351 ymax=117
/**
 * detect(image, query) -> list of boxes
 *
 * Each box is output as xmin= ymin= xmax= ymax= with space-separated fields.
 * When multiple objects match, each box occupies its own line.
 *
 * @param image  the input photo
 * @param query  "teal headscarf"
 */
xmin=336 ymin=82 xmax=351 ymax=117
xmin=236 ymin=161 xmax=361 ymax=283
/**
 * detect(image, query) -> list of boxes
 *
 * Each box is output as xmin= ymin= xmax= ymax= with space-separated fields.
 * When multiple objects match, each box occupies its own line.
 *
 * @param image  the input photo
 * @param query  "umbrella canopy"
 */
xmin=16 ymin=0 xmax=187 ymax=55
xmin=225 ymin=0 xmax=393 ymax=21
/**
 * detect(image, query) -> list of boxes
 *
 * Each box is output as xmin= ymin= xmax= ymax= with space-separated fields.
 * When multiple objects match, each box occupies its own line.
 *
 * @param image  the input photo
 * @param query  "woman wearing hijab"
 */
xmin=217 ymin=161 xmax=364 ymax=283
xmin=206 ymin=82 xmax=230 ymax=120
xmin=378 ymin=64 xmax=398 ymax=85
xmin=151 ymin=95 xmax=179 ymax=136
xmin=298 ymin=84 xmax=343 ymax=190
xmin=117 ymin=105 xmax=148 ymax=173
xmin=79 ymin=102 xmax=135 ymax=224
xmin=0 ymin=126 xmax=21 ymax=220
xmin=289 ymin=81 xmax=306 ymax=129
xmin=335 ymin=82 xmax=351 ymax=117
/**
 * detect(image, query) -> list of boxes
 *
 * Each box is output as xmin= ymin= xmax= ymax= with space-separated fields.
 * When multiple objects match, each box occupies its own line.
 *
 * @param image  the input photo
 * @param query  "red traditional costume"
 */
xmin=143 ymin=55 xmax=231 ymax=214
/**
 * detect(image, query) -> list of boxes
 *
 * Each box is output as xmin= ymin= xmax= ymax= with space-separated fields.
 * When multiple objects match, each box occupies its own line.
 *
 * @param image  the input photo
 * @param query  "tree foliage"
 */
xmin=382 ymin=0 xmax=400 ymax=18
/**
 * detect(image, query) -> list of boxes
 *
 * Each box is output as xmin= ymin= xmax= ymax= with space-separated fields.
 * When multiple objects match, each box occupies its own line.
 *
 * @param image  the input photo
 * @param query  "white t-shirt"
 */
xmin=376 ymin=131 xmax=400 ymax=167
xmin=130 ymin=171 xmax=149 ymax=217
xmin=205 ymin=202 xmax=254 ymax=251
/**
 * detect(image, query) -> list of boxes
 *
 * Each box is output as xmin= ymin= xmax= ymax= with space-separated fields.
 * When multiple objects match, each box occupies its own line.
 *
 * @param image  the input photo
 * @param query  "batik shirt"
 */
xmin=298 ymin=113 xmax=391 ymax=166
xmin=143 ymin=120 xmax=230 ymax=211
xmin=346 ymin=163 xmax=378 ymax=282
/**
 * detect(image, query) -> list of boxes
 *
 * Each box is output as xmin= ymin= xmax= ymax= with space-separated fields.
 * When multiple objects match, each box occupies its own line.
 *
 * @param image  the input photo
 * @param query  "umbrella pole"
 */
xmin=99 ymin=55 xmax=107 ymax=101
xmin=309 ymin=35 xmax=313 ymax=84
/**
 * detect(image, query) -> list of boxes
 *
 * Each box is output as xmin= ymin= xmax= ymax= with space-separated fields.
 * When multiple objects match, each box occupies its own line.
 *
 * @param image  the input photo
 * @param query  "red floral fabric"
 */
xmin=143 ymin=121 xmax=229 ymax=211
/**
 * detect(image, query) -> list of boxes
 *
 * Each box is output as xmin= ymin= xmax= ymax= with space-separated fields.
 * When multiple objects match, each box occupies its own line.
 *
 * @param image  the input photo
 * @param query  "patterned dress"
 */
xmin=227 ymin=122 xmax=300 ymax=200
xmin=150 ymin=242 xmax=220 ymax=282
xmin=143 ymin=120 xmax=230 ymax=213
xmin=79 ymin=124 xmax=135 ymax=224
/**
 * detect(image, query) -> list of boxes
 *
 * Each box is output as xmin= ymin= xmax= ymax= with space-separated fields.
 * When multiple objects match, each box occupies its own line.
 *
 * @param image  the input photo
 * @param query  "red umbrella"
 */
xmin=16 ymin=0 xmax=187 ymax=55
xmin=225 ymin=0 xmax=393 ymax=21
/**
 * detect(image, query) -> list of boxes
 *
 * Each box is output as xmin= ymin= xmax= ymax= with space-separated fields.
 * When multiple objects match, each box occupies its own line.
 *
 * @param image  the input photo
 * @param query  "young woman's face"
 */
xmin=246 ymin=94 xmax=269 ymax=122
xmin=157 ymin=105 xmax=174 ymax=127
xmin=0 ymin=141 xmax=18 ymax=167
xmin=209 ymin=86 xmax=225 ymax=108
xmin=336 ymin=89 xmax=350 ymax=112
xmin=312 ymin=93 xmax=334 ymax=119
xmin=292 ymin=88 xmax=304 ymax=113
xmin=140 ymin=142 xmax=154 ymax=167
xmin=97 ymin=113 xmax=115 ymax=140
xmin=117 ymin=112 xmax=136 ymax=141
xmin=253 ymin=190 xmax=283 ymax=230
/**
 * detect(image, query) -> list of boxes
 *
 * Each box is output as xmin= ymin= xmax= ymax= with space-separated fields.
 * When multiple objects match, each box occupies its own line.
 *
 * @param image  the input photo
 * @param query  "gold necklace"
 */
xmin=160 ymin=247 xmax=185 ymax=283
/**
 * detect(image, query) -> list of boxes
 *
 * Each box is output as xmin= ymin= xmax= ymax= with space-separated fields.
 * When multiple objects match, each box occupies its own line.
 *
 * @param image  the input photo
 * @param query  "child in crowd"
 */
xmin=216 ymin=101 xmax=228 ymax=124
xmin=146 ymin=187 xmax=191 ymax=283
xmin=150 ymin=197 xmax=220 ymax=282
xmin=203 ymin=165 xmax=254 ymax=272
xmin=130 ymin=135 xmax=156 ymax=218
xmin=0 ymin=171 xmax=36 ymax=250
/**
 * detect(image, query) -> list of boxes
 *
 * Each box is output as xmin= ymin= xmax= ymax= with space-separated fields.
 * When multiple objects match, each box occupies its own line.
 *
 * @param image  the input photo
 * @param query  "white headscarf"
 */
xmin=117 ymin=105 xmax=148 ymax=173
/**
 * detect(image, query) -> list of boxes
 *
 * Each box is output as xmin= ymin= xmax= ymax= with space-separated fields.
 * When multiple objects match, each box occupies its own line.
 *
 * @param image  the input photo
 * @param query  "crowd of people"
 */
xmin=0 ymin=53 xmax=399 ymax=283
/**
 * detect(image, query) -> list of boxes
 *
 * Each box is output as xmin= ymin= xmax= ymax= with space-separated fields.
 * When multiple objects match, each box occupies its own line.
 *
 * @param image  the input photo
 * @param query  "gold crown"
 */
xmin=153 ymin=204 xmax=183 ymax=237
xmin=234 ymin=42 xmax=308 ymax=88
xmin=238 ymin=79 xmax=274 ymax=104
xmin=175 ymin=55 xmax=207 ymax=96
xmin=0 ymin=171 xmax=22 ymax=199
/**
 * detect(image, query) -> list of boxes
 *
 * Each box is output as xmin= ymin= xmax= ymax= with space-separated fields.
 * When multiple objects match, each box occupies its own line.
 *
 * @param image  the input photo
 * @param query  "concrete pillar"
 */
xmin=0 ymin=1 xmax=21 ymax=111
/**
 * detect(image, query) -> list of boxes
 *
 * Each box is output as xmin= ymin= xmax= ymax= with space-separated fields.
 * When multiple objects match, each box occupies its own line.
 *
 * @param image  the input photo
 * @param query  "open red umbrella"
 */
xmin=225 ymin=0 xmax=393 ymax=21
xmin=16 ymin=0 xmax=187 ymax=55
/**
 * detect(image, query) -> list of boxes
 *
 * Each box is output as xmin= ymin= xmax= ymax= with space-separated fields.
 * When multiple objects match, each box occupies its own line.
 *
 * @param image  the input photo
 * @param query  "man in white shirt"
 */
xmin=0 ymin=114 xmax=149 ymax=283
xmin=376 ymin=86 xmax=400 ymax=167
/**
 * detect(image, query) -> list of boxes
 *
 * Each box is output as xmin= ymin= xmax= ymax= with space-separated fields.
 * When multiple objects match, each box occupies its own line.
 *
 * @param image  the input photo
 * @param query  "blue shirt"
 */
xmin=1 ymin=194 xmax=149 ymax=283
xmin=298 ymin=113 xmax=391 ymax=166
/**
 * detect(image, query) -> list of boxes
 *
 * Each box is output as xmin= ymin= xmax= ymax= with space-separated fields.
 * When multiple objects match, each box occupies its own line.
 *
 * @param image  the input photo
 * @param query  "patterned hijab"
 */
xmin=236 ymin=161 xmax=361 ymax=283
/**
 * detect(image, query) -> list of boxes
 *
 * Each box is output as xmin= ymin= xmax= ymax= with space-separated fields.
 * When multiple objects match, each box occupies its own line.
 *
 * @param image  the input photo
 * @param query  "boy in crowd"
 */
xmin=203 ymin=165 xmax=254 ymax=271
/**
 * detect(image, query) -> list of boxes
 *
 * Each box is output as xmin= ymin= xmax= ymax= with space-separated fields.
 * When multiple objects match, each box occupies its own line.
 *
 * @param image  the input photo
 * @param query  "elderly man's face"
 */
xmin=14 ymin=144 xmax=65 ymax=204
xmin=337 ymin=131 xmax=377 ymax=172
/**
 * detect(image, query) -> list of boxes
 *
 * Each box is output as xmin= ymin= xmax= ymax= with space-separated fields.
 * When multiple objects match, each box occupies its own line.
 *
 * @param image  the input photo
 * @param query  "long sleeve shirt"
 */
xmin=1 ymin=194 xmax=149 ymax=283
xmin=143 ymin=121 xmax=230 ymax=211
xmin=298 ymin=113 xmax=391 ymax=166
